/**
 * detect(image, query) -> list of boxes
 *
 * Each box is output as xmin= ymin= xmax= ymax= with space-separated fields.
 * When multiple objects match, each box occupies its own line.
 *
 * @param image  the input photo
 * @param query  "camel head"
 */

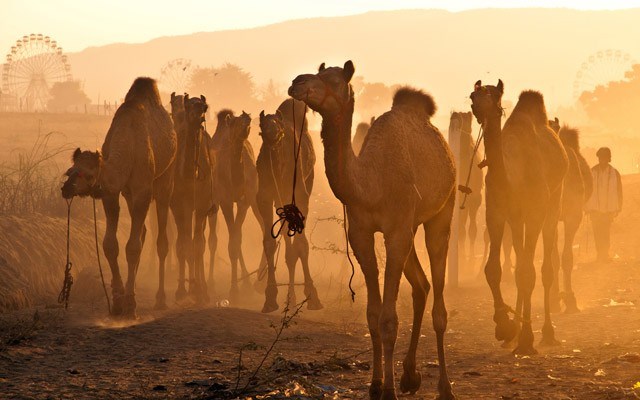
xmin=470 ymin=79 xmax=504 ymax=125
xmin=61 ymin=148 xmax=103 ymax=199
xmin=549 ymin=117 xmax=560 ymax=133
xmin=226 ymin=111 xmax=251 ymax=145
xmin=184 ymin=94 xmax=208 ymax=128
xmin=450 ymin=112 xmax=473 ymax=136
xmin=288 ymin=60 xmax=355 ymax=117
xmin=259 ymin=109 xmax=285 ymax=147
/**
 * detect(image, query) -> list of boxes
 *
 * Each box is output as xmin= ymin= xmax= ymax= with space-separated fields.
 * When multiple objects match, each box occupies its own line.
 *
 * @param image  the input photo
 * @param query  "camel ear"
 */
xmin=200 ymin=95 xmax=206 ymax=103
xmin=225 ymin=114 xmax=232 ymax=126
xmin=259 ymin=110 xmax=265 ymax=121
xmin=171 ymin=92 xmax=175 ymax=101
xmin=343 ymin=60 xmax=355 ymax=82
xmin=318 ymin=62 xmax=325 ymax=72
xmin=554 ymin=117 xmax=559 ymax=123
xmin=73 ymin=148 xmax=82 ymax=162
xmin=474 ymin=80 xmax=482 ymax=91
xmin=276 ymin=110 xmax=284 ymax=121
xmin=183 ymin=94 xmax=190 ymax=107
xmin=497 ymin=79 xmax=504 ymax=93
xmin=370 ymin=116 xmax=375 ymax=125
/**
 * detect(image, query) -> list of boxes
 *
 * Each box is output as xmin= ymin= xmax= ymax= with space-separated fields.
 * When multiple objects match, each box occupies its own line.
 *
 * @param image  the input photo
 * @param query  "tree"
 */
xmin=351 ymin=76 xmax=400 ymax=121
xmin=47 ymin=81 xmax=90 ymax=112
xmin=188 ymin=63 xmax=258 ymax=114
xmin=580 ymin=64 xmax=640 ymax=135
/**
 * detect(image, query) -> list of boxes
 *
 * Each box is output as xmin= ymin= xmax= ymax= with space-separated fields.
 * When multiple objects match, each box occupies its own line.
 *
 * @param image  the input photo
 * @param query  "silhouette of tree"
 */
xmin=188 ymin=63 xmax=257 ymax=113
xmin=580 ymin=64 xmax=640 ymax=134
xmin=258 ymin=79 xmax=285 ymax=113
xmin=352 ymin=76 xmax=400 ymax=120
xmin=47 ymin=81 xmax=90 ymax=112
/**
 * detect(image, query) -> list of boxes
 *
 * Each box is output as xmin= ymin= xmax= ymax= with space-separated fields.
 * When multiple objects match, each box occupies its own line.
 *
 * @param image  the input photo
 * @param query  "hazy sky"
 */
xmin=2 ymin=0 xmax=640 ymax=56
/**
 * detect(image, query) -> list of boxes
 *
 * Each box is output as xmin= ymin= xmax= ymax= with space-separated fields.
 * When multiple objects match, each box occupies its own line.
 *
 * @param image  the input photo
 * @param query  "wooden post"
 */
xmin=448 ymin=117 xmax=460 ymax=288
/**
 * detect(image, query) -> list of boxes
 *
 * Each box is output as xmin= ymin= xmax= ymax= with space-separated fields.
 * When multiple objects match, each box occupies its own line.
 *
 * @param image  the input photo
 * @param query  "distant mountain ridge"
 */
xmin=68 ymin=8 xmax=640 ymax=124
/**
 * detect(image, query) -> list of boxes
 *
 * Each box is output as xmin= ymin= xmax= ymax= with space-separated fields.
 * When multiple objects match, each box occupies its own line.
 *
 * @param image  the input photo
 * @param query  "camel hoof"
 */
xmin=229 ymin=285 xmax=240 ymax=305
xmin=381 ymin=388 xmax=397 ymax=400
xmin=154 ymin=293 xmax=167 ymax=310
xmin=261 ymin=299 xmax=279 ymax=313
xmin=304 ymin=284 xmax=324 ymax=310
xmin=111 ymin=293 xmax=124 ymax=316
xmin=369 ymin=379 xmax=383 ymax=400
xmin=122 ymin=294 xmax=137 ymax=319
xmin=175 ymin=286 xmax=188 ymax=302
xmin=540 ymin=323 xmax=560 ymax=347
xmin=207 ymin=279 xmax=216 ymax=297
xmin=287 ymin=292 xmax=297 ymax=307
xmin=561 ymin=292 xmax=580 ymax=314
xmin=495 ymin=317 xmax=518 ymax=342
xmin=549 ymin=300 xmax=562 ymax=314
xmin=400 ymin=370 xmax=421 ymax=394
xmin=564 ymin=304 xmax=580 ymax=314
xmin=512 ymin=344 xmax=538 ymax=356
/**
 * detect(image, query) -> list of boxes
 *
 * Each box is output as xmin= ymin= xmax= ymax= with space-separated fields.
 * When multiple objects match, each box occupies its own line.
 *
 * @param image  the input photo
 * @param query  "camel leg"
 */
xmin=484 ymin=192 xmax=517 ymax=342
xmin=425 ymin=196 xmax=456 ymax=400
xmin=296 ymin=232 xmax=323 ymax=310
xmin=540 ymin=194 xmax=562 ymax=346
xmin=250 ymin=199 xmax=268 ymax=292
xmin=154 ymin=191 xmax=171 ymax=310
xmin=257 ymin=193 xmax=278 ymax=313
xmin=233 ymin=201 xmax=253 ymax=293
xmin=172 ymin=204 xmax=190 ymax=301
xmin=207 ymin=208 xmax=218 ymax=297
xmin=193 ymin=208 xmax=209 ymax=304
xmin=348 ymin=223 xmax=383 ymax=400
xmin=102 ymin=194 xmax=123 ymax=316
xmin=502 ymin=224 xmax=514 ymax=284
xmin=549 ymin=225 xmax=562 ymax=313
xmin=459 ymin=208 xmax=468 ymax=267
xmin=380 ymin=222 xmax=415 ymax=400
xmin=282 ymin=236 xmax=298 ymax=306
xmin=513 ymin=214 xmax=543 ymax=355
xmin=561 ymin=213 xmax=581 ymax=313
xmin=399 ymin=244 xmax=429 ymax=395
xmin=122 ymin=190 xmax=152 ymax=318
xmin=220 ymin=202 xmax=241 ymax=304
xmin=469 ymin=204 xmax=479 ymax=265
xmin=476 ymin=227 xmax=489 ymax=281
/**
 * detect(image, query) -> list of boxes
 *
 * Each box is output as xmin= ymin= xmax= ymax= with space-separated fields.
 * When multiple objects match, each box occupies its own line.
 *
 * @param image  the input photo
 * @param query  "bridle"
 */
xmin=315 ymin=79 xmax=350 ymax=125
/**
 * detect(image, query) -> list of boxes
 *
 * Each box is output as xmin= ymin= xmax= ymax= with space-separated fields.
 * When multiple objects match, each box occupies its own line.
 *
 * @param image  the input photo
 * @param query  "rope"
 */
xmin=342 ymin=204 xmax=356 ymax=302
xmin=458 ymin=125 xmax=484 ymax=210
xmin=93 ymin=198 xmax=111 ymax=315
xmin=58 ymin=198 xmax=74 ymax=309
xmin=270 ymin=102 xmax=308 ymax=238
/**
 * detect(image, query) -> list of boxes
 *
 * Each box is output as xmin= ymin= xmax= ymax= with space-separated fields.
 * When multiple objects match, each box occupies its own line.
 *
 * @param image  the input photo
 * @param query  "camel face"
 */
xmin=288 ymin=60 xmax=355 ymax=116
xmin=470 ymin=79 xmax=503 ymax=124
xmin=227 ymin=112 xmax=251 ymax=144
xmin=258 ymin=110 xmax=285 ymax=146
xmin=170 ymin=92 xmax=185 ymax=115
xmin=61 ymin=148 xmax=102 ymax=199
xmin=184 ymin=95 xmax=208 ymax=127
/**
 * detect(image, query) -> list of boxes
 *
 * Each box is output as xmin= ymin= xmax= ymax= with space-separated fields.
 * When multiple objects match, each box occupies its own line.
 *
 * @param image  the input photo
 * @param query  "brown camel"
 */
xmin=169 ymin=93 xmax=215 ymax=305
xmin=450 ymin=111 xmax=483 ymax=265
xmin=470 ymin=80 xmax=568 ymax=354
xmin=257 ymin=99 xmax=323 ymax=312
xmin=61 ymin=77 xmax=176 ymax=317
xmin=289 ymin=61 xmax=457 ymax=400
xmin=352 ymin=116 xmax=375 ymax=156
xmin=209 ymin=110 xmax=264 ymax=304
xmin=550 ymin=121 xmax=593 ymax=313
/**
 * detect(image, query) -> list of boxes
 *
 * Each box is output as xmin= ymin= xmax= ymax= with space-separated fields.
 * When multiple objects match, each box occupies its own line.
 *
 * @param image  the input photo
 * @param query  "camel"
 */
xmin=257 ymin=98 xmax=322 ymax=312
xmin=209 ymin=109 xmax=264 ymax=304
xmin=352 ymin=116 xmax=375 ymax=156
xmin=550 ymin=120 xmax=593 ymax=313
xmin=470 ymin=80 xmax=568 ymax=354
xmin=169 ymin=93 xmax=215 ymax=305
xmin=61 ymin=77 xmax=176 ymax=317
xmin=289 ymin=61 xmax=457 ymax=400
xmin=450 ymin=111 xmax=483 ymax=266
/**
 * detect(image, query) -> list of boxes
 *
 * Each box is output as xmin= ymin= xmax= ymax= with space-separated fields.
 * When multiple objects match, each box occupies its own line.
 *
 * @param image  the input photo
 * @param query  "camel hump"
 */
xmin=514 ymin=90 xmax=548 ymax=124
xmin=559 ymin=126 xmax=580 ymax=151
xmin=277 ymin=98 xmax=307 ymax=124
xmin=392 ymin=87 xmax=436 ymax=117
xmin=124 ymin=77 xmax=162 ymax=106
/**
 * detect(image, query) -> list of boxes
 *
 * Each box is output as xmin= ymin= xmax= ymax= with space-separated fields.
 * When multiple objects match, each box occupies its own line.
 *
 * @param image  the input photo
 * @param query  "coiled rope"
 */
xmin=58 ymin=198 xmax=74 ymax=309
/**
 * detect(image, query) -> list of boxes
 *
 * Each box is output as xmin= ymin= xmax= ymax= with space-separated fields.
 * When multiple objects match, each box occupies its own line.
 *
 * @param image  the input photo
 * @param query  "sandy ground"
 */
xmin=1 ymin=254 xmax=639 ymax=400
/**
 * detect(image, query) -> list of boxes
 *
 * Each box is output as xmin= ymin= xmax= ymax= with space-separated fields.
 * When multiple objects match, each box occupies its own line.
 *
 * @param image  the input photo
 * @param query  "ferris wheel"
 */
xmin=159 ymin=58 xmax=193 ymax=94
xmin=573 ymin=49 xmax=636 ymax=100
xmin=1 ymin=34 xmax=72 ymax=111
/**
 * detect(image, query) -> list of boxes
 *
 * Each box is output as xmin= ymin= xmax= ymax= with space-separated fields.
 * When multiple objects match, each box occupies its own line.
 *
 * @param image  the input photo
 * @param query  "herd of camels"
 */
xmin=61 ymin=61 xmax=593 ymax=400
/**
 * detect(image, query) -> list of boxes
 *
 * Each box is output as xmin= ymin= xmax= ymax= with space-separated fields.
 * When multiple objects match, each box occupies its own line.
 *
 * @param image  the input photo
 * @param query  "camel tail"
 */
xmin=392 ymin=86 xmax=436 ymax=117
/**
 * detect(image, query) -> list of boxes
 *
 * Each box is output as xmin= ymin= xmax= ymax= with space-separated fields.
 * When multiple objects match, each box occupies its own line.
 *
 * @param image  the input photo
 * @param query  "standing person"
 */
xmin=585 ymin=147 xmax=623 ymax=263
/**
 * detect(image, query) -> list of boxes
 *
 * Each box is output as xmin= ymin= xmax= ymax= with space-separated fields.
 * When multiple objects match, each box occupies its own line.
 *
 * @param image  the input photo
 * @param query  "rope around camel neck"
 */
xmin=459 ymin=125 xmax=484 ymax=210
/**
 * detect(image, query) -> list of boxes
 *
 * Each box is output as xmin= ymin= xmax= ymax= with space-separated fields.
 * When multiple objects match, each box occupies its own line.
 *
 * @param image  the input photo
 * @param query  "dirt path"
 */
xmin=1 ymin=257 xmax=639 ymax=399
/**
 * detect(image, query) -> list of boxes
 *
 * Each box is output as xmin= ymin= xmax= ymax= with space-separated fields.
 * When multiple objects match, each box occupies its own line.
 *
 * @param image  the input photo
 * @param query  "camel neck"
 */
xmin=482 ymin=114 xmax=504 ymax=172
xmin=320 ymin=100 xmax=372 ymax=207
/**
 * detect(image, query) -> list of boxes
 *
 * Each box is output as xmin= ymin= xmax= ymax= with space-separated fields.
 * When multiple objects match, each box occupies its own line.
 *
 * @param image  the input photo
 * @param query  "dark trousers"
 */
xmin=591 ymin=212 xmax=614 ymax=262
